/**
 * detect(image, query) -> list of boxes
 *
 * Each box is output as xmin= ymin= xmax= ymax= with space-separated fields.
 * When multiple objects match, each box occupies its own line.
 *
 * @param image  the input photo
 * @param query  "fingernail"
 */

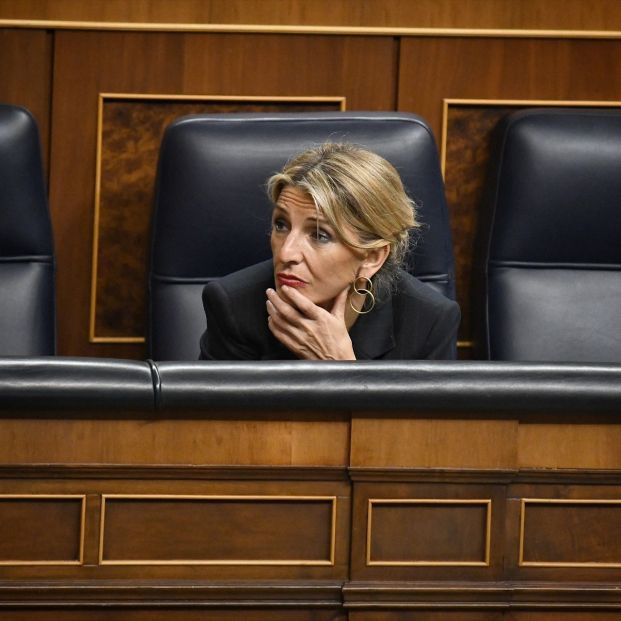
xmin=266 ymin=288 xmax=274 ymax=296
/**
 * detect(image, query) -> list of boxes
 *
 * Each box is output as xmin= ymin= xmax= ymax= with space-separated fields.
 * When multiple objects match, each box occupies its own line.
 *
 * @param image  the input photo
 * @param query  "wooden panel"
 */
xmin=0 ymin=29 xmax=52 ymax=173
xmin=351 ymin=614 xmax=502 ymax=621
xmin=520 ymin=499 xmax=621 ymax=567
xmin=504 ymin=482 xmax=621 ymax=583
xmin=0 ymin=418 xmax=349 ymax=466
xmin=508 ymin=614 xmax=621 ymax=621
xmin=94 ymin=96 xmax=342 ymax=341
xmin=101 ymin=494 xmax=335 ymax=565
xmin=351 ymin=418 xmax=517 ymax=469
xmin=0 ymin=476 xmax=350 ymax=582
xmin=518 ymin=423 xmax=621 ymax=470
xmin=400 ymin=38 xmax=621 ymax=134
xmin=0 ymin=496 xmax=84 ymax=564
xmin=0 ymin=612 xmax=346 ymax=621
xmin=1 ymin=413 xmax=621 ymax=612
xmin=2 ymin=0 xmax=621 ymax=30
xmin=49 ymin=30 xmax=396 ymax=358
xmin=351 ymin=481 xmax=506 ymax=583
xmin=367 ymin=499 xmax=491 ymax=566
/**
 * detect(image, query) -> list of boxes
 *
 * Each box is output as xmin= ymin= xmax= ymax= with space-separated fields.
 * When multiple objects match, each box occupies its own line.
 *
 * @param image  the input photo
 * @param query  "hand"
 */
xmin=266 ymin=285 xmax=356 ymax=360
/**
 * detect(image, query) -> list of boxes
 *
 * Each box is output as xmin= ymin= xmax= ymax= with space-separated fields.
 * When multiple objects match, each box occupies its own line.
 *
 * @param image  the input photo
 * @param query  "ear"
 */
xmin=360 ymin=244 xmax=390 ymax=279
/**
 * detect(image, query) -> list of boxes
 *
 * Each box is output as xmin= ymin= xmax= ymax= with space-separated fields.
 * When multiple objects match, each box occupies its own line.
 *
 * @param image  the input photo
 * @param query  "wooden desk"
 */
xmin=1 ymin=359 xmax=621 ymax=620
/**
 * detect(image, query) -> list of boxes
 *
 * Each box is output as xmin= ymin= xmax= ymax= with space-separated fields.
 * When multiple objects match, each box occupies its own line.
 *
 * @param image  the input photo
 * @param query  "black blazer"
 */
xmin=199 ymin=260 xmax=460 ymax=360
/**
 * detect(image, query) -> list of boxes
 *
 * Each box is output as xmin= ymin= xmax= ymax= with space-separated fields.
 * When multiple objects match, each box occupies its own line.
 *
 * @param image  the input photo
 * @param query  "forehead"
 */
xmin=276 ymin=185 xmax=320 ymax=216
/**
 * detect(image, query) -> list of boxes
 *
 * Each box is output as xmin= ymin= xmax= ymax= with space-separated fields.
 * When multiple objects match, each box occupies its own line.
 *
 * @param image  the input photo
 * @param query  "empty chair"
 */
xmin=483 ymin=108 xmax=621 ymax=362
xmin=149 ymin=112 xmax=455 ymax=360
xmin=0 ymin=104 xmax=55 ymax=355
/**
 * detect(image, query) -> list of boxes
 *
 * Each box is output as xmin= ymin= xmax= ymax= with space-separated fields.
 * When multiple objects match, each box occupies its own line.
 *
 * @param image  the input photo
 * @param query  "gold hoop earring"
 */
xmin=349 ymin=276 xmax=376 ymax=315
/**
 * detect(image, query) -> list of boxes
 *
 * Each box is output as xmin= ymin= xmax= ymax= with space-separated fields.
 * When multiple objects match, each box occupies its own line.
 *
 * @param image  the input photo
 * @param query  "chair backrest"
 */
xmin=484 ymin=108 xmax=621 ymax=362
xmin=149 ymin=112 xmax=455 ymax=360
xmin=0 ymin=104 xmax=55 ymax=355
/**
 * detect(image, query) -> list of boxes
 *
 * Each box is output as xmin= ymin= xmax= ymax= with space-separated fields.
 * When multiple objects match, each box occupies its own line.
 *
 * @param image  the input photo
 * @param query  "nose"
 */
xmin=276 ymin=230 xmax=304 ymax=264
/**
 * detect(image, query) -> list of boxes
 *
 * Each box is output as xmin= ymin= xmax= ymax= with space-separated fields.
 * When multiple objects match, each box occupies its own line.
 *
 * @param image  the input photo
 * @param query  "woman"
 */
xmin=199 ymin=143 xmax=460 ymax=360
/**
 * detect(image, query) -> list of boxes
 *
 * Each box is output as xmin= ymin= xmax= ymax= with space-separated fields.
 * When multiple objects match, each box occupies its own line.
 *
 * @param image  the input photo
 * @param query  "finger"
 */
xmin=331 ymin=285 xmax=350 ymax=320
xmin=267 ymin=310 xmax=316 ymax=359
xmin=266 ymin=288 xmax=303 ymax=322
xmin=278 ymin=285 xmax=321 ymax=319
xmin=268 ymin=318 xmax=318 ymax=360
xmin=267 ymin=306 xmax=295 ymax=339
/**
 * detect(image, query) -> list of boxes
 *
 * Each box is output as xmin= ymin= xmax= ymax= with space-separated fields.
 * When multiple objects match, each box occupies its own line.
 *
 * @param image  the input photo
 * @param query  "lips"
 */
xmin=277 ymin=273 xmax=307 ymax=288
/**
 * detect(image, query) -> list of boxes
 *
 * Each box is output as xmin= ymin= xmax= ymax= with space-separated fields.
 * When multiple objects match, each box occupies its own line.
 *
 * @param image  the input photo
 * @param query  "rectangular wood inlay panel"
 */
xmin=0 ymin=495 xmax=84 ymax=565
xmin=92 ymin=94 xmax=344 ymax=342
xmin=100 ymin=495 xmax=336 ymax=565
xmin=367 ymin=499 xmax=491 ymax=566
xmin=520 ymin=499 xmax=621 ymax=567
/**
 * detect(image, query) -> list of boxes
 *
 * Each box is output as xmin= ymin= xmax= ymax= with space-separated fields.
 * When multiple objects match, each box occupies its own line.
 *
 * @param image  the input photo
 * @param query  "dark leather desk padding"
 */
xmin=0 ymin=357 xmax=154 ymax=410
xmin=153 ymin=360 xmax=621 ymax=413
xmin=1 ymin=358 xmax=619 ymax=414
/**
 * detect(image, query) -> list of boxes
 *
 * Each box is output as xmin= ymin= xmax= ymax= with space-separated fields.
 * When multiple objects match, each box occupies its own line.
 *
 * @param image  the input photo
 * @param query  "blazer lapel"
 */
xmin=349 ymin=295 xmax=396 ymax=359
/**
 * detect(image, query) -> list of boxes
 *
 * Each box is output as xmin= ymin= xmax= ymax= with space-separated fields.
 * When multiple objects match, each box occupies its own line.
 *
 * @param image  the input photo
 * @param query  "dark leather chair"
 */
xmin=0 ymin=104 xmax=55 ymax=355
xmin=483 ymin=108 xmax=621 ymax=362
xmin=149 ymin=112 xmax=455 ymax=360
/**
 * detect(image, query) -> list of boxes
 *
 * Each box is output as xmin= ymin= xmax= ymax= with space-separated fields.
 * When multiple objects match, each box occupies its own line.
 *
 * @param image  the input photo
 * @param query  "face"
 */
xmin=270 ymin=185 xmax=366 ymax=309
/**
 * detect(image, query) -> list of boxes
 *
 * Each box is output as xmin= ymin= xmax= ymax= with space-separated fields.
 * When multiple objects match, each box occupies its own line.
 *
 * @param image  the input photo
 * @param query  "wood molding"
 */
xmin=4 ymin=19 xmax=621 ymax=39
xmin=0 ymin=580 xmax=344 ymax=607
xmin=349 ymin=467 xmax=621 ymax=485
xmin=0 ymin=464 xmax=349 ymax=481
xmin=349 ymin=467 xmax=515 ymax=483
xmin=343 ymin=581 xmax=621 ymax=609
xmin=3 ymin=579 xmax=621 ymax=609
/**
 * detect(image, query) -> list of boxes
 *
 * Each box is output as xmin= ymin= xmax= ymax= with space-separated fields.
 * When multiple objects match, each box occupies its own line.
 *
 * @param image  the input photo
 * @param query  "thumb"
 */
xmin=331 ymin=285 xmax=350 ymax=320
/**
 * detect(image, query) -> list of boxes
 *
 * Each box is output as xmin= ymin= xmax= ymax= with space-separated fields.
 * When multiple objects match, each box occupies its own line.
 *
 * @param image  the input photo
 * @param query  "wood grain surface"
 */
xmin=2 ymin=0 xmax=621 ymax=31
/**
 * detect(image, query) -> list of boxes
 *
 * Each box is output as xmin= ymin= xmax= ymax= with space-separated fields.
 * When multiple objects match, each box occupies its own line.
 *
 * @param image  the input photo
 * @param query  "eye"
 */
xmin=311 ymin=227 xmax=333 ymax=244
xmin=272 ymin=217 xmax=288 ymax=233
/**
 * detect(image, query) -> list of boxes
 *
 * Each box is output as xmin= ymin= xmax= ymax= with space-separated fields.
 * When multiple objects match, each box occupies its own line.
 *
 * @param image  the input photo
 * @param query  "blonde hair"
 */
xmin=267 ymin=143 xmax=419 ymax=297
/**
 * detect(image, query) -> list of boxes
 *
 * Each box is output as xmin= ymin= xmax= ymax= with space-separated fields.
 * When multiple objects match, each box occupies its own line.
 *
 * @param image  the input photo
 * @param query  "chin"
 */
xmin=314 ymin=297 xmax=333 ymax=310
xmin=300 ymin=291 xmax=327 ymax=307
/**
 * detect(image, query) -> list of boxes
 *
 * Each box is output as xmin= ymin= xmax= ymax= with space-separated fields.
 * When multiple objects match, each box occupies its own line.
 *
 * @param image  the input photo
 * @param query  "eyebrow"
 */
xmin=273 ymin=204 xmax=331 ymax=227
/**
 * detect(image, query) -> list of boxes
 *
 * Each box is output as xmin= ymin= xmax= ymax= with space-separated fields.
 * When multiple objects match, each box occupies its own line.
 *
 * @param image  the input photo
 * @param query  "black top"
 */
xmin=199 ymin=260 xmax=460 ymax=360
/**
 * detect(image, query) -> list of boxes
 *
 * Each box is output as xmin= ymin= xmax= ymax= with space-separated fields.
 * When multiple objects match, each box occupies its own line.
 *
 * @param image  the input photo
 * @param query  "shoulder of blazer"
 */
xmin=204 ymin=259 xmax=274 ymax=304
xmin=394 ymin=270 xmax=458 ymax=312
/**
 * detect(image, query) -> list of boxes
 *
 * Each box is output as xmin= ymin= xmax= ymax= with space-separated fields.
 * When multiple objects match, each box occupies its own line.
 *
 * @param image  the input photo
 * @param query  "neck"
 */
xmin=344 ymin=291 xmax=365 ymax=330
